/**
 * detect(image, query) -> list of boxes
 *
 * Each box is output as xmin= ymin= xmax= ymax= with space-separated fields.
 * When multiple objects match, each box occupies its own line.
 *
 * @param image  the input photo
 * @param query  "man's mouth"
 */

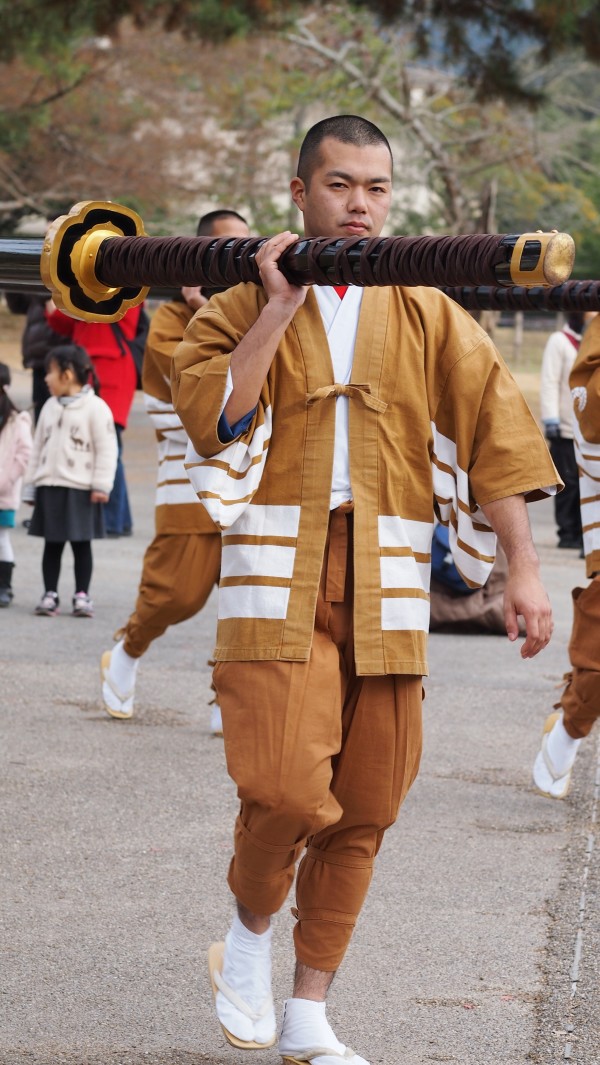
xmin=341 ymin=222 xmax=369 ymax=234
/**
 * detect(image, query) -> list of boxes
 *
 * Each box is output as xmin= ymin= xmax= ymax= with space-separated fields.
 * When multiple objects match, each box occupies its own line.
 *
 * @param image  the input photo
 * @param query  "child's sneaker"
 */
xmin=72 ymin=591 xmax=94 ymax=618
xmin=35 ymin=591 xmax=59 ymax=616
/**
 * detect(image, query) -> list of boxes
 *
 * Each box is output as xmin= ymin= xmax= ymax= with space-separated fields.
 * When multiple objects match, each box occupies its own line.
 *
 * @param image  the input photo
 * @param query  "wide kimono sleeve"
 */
xmin=171 ymin=287 xmax=273 ymax=529
xmin=431 ymin=331 xmax=561 ymax=588
xmin=570 ymin=313 xmax=600 ymax=576
xmin=142 ymin=301 xmax=192 ymax=446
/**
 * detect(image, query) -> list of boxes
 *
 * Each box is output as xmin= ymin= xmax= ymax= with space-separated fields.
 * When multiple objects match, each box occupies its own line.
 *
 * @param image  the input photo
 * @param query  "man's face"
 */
xmin=210 ymin=217 xmax=250 ymax=239
xmin=290 ymin=136 xmax=392 ymax=240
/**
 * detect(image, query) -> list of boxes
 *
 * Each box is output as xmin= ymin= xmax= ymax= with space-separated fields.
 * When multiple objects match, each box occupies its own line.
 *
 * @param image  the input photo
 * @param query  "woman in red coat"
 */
xmin=45 ymin=301 xmax=141 ymax=536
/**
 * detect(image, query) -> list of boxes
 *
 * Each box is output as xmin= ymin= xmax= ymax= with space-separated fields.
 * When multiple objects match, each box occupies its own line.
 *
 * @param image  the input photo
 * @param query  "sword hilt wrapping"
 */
xmin=96 ymin=230 xmax=575 ymax=293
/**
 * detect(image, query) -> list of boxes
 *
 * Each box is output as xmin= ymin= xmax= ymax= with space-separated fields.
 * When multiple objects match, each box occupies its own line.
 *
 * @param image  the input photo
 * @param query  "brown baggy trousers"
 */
xmin=213 ymin=506 xmax=423 ymax=972
xmin=120 ymin=532 xmax=221 ymax=658
xmin=559 ymin=576 xmax=600 ymax=739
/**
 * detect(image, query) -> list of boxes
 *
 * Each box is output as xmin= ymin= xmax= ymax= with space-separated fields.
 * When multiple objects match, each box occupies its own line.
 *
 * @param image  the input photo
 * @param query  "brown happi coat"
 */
xmin=172 ymin=283 xmax=558 ymax=676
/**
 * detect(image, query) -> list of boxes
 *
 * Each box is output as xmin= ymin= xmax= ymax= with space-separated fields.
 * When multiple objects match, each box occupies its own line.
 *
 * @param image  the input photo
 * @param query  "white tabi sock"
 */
xmin=109 ymin=639 xmax=138 ymax=695
xmin=216 ymin=914 xmax=275 ymax=1045
xmin=210 ymin=702 xmax=223 ymax=735
xmin=279 ymin=997 xmax=370 ymax=1064
xmin=546 ymin=716 xmax=582 ymax=776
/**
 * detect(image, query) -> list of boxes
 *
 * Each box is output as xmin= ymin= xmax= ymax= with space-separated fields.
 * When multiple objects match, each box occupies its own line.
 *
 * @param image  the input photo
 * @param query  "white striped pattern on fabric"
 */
xmin=381 ymin=596 xmax=431 ymax=632
xmin=143 ymin=391 xmax=200 ymax=507
xmin=156 ymin=480 xmax=199 ymax=507
xmin=224 ymin=502 xmax=301 ymax=539
xmin=144 ymin=394 xmax=186 ymax=437
xmin=573 ymin=417 xmax=600 ymax=559
xmin=218 ymin=584 xmax=291 ymax=620
xmin=378 ymin=515 xmax=432 ymax=631
xmin=378 ymin=516 xmax=432 ymax=590
xmin=221 ymin=544 xmax=296 ymax=580
xmin=217 ymin=503 xmax=300 ymax=620
xmin=431 ymin=422 xmax=496 ymax=587
xmin=184 ymin=407 xmax=272 ymax=529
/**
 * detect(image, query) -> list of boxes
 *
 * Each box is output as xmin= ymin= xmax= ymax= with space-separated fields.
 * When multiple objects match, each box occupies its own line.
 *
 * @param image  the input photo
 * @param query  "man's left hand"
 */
xmin=503 ymin=564 xmax=553 ymax=658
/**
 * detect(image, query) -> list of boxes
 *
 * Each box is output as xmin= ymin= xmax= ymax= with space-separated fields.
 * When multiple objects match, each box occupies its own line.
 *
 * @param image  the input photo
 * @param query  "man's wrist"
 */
xmin=505 ymin=548 xmax=541 ymax=572
xmin=264 ymin=292 xmax=304 ymax=324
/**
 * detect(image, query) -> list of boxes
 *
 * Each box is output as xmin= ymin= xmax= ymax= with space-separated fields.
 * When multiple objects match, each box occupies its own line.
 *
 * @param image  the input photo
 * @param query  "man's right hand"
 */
xmin=255 ymin=232 xmax=308 ymax=313
xmin=223 ymin=232 xmax=309 ymax=426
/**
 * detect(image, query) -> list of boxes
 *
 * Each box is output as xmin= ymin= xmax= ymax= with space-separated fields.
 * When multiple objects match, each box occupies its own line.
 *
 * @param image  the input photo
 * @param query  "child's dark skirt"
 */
xmin=28 ymin=486 xmax=106 ymax=541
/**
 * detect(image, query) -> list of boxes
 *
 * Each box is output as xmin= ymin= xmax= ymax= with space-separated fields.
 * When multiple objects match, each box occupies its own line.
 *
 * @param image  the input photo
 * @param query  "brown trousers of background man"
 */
xmin=118 ymin=532 xmax=221 ymax=658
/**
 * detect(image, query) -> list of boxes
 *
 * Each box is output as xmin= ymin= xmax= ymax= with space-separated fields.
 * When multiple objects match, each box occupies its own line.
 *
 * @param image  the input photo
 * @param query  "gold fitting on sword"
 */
xmin=73 ymin=225 xmax=122 ymax=300
xmin=509 ymin=231 xmax=575 ymax=287
xmin=40 ymin=200 xmax=149 ymax=322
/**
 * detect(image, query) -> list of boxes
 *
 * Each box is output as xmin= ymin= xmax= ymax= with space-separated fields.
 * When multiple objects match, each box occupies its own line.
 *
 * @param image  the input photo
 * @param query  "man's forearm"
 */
xmin=224 ymin=299 xmax=297 ymax=424
xmin=481 ymin=494 xmax=540 ymax=570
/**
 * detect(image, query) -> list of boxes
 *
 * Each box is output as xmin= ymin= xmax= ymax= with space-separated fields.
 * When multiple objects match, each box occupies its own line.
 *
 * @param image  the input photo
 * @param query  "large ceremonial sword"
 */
xmin=0 ymin=200 xmax=579 ymax=322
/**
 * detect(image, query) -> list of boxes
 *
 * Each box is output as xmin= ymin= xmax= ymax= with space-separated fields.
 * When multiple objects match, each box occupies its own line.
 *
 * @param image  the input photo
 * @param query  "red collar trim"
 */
xmin=333 ymin=285 xmax=348 ymax=300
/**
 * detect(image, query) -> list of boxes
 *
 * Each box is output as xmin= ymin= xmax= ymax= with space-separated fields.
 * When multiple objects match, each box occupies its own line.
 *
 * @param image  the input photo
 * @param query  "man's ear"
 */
xmin=290 ymin=177 xmax=305 ymax=213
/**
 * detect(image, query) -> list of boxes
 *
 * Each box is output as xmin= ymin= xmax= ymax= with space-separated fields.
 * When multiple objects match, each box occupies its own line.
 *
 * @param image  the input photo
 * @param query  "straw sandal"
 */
xmin=533 ymin=711 xmax=574 ymax=799
xmin=100 ymin=649 xmax=134 ymax=719
xmin=207 ymin=941 xmax=276 ymax=1050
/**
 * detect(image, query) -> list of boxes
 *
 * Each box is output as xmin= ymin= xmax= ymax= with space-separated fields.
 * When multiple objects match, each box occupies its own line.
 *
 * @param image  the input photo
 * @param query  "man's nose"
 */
xmin=347 ymin=186 xmax=368 ymax=212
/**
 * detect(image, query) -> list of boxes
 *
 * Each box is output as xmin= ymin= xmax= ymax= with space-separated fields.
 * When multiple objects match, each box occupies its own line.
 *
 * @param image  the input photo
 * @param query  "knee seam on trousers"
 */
xmin=234 ymin=860 xmax=296 ymax=886
xmin=291 ymin=906 xmax=356 ymax=927
xmin=305 ymin=844 xmax=373 ymax=869
xmin=237 ymin=817 xmax=305 ymax=856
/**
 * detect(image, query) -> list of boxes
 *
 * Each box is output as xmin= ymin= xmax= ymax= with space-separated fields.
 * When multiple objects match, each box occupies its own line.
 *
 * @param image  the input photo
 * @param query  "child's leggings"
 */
xmin=42 ymin=540 xmax=92 ymax=594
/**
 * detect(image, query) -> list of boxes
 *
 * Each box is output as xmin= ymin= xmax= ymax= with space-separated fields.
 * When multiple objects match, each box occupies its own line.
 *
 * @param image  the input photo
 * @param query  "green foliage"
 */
xmin=1 ymin=0 xmax=598 ymax=104
xmin=350 ymin=0 xmax=600 ymax=100
xmin=0 ymin=0 xmax=300 ymax=62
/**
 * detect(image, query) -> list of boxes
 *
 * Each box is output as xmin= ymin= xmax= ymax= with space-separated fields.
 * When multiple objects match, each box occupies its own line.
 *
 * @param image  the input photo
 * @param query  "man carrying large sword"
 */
xmin=171 ymin=114 xmax=560 ymax=1065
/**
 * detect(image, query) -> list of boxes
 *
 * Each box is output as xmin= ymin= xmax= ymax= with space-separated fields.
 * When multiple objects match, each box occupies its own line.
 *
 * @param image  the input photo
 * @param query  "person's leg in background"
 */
xmin=70 ymin=540 xmax=94 ymax=617
xmin=0 ymin=525 xmax=15 ymax=606
xmin=101 ymin=531 xmax=221 ymax=722
xmin=534 ymin=578 xmax=600 ymax=797
xmin=104 ymin=424 xmax=132 ymax=536
xmin=35 ymin=540 xmax=65 ymax=615
xmin=550 ymin=436 xmax=583 ymax=549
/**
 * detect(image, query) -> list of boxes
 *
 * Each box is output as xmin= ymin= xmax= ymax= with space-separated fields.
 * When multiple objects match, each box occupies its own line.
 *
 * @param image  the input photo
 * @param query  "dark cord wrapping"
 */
xmin=97 ymin=232 xmax=519 ymax=290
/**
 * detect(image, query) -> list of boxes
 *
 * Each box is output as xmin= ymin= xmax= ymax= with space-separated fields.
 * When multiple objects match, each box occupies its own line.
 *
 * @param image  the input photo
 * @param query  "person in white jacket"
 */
xmin=24 ymin=343 xmax=117 ymax=617
xmin=0 ymin=362 xmax=33 ymax=606
xmin=540 ymin=311 xmax=598 ymax=548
